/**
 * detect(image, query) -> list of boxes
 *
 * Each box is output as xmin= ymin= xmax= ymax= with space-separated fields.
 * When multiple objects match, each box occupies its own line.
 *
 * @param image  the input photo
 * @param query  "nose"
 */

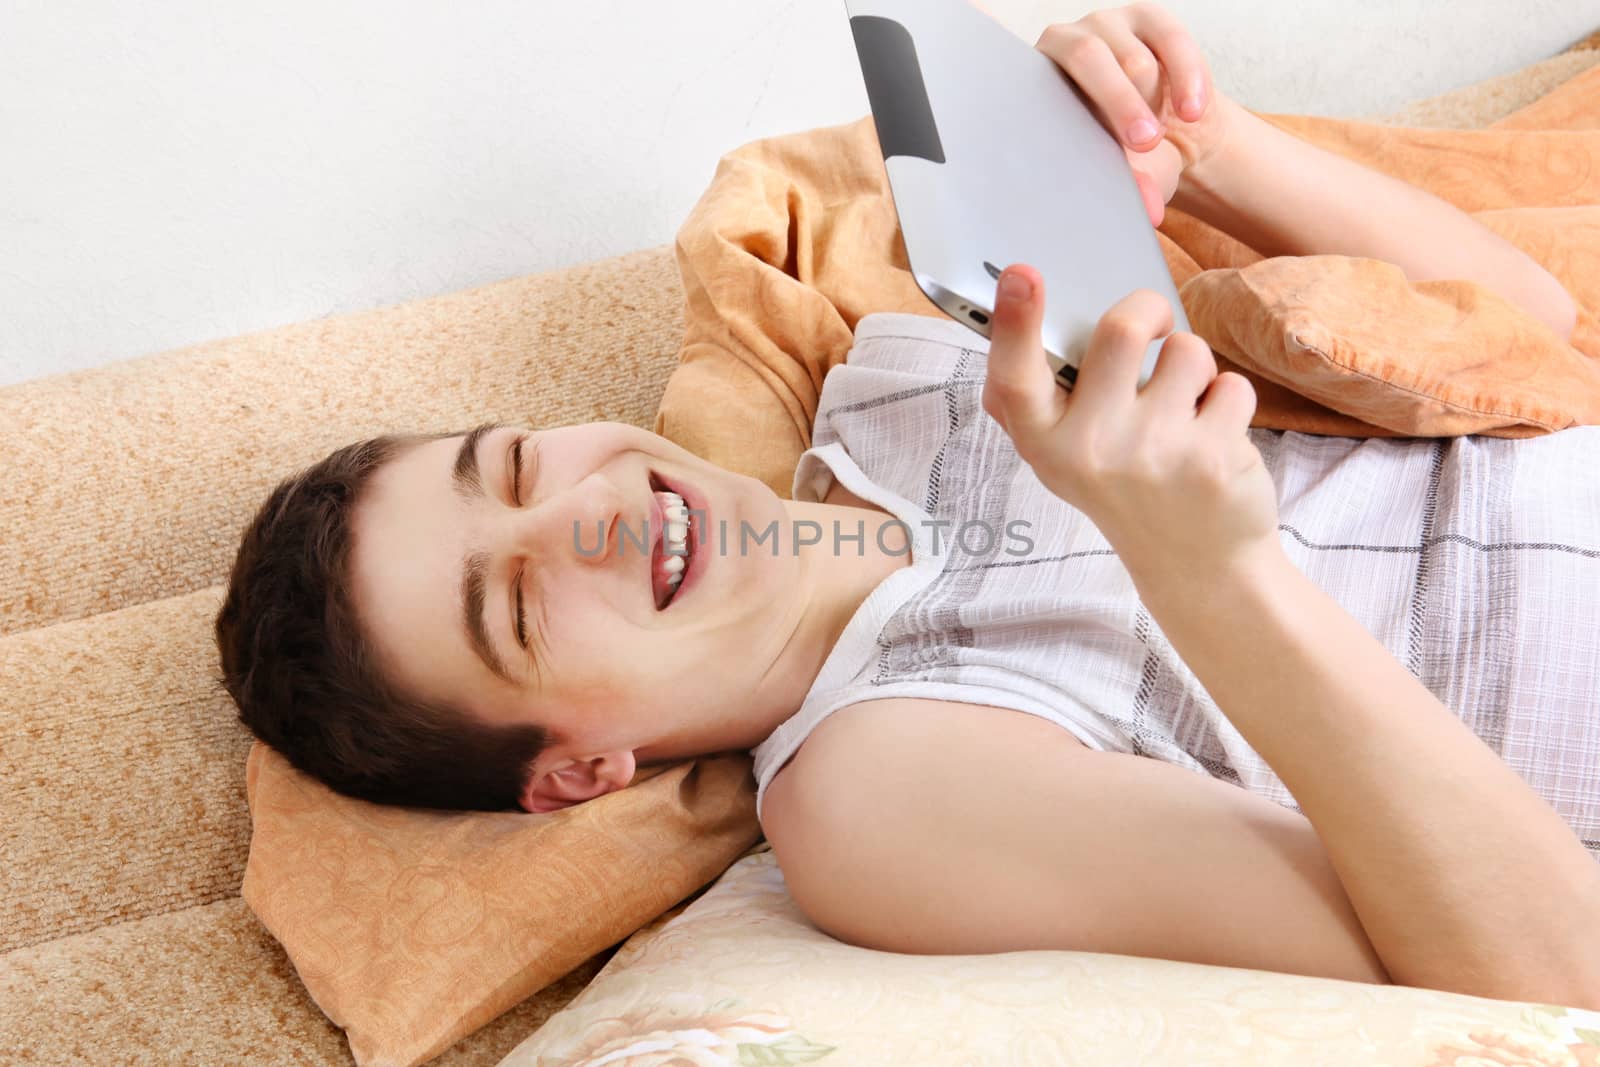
xmin=504 ymin=470 xmax=632 ymax=570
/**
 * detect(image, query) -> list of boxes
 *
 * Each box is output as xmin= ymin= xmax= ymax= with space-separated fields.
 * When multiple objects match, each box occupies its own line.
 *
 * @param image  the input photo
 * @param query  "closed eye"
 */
xmin=511 ymin=434 xmax=525 ymax=506
xmin=510 ymin=433 xmax=539 ymax=653
xmin=512 ymin=432 xmax=540 ymax=506
xmin=517 ymin=571 xmax=545 ymax=687
xmin=514 ymin=571 xmax=525 ymax=647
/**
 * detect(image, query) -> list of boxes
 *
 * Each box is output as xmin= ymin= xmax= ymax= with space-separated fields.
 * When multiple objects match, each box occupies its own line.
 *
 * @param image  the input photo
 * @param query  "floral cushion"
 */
xmin=499 ymin=844 xmax=1600 ymax=1066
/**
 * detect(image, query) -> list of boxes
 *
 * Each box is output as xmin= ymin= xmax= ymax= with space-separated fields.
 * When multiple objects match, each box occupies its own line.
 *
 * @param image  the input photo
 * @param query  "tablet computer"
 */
xmin=843 ymin=0 xmax=1190 ymax=388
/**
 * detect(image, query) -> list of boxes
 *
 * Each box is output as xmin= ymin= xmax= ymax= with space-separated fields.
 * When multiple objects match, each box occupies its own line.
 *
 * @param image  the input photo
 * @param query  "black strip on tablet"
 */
xmin=849 ymin=16 xmax=947 ymax=164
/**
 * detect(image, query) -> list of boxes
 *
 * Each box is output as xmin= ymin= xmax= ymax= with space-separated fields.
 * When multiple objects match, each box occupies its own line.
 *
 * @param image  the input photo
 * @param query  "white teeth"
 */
xmin=660 ymin=493 xmax=688 ymax=542
xmin=653 ymin=488 xmax=693 ymax=595
xmin=658 ymin=489 xmax=691 ymax=556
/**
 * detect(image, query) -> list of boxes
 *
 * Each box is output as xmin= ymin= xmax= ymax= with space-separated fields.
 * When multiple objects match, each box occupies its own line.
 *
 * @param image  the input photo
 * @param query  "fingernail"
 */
xmin=999 ymin=272 xmax=1032 ymax=302
xmin=1128 ymin=117 xmax=1160 ymax=143
xmin=1183 ymin=89 xmax=1204 ymax=118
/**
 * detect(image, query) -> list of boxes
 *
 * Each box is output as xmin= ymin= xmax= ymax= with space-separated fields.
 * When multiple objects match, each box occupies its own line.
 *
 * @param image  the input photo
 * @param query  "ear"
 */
xmin=519 ymin=749 xmax=637 ymax=814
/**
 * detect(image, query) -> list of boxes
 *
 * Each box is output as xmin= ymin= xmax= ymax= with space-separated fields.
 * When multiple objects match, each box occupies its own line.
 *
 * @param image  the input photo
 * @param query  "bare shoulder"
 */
xmin=760 ymin=696 xmax=1091 ymax=940
xmin=762 ymin=696 xmax=1087 ymax=826
xmin=759 ymin=696 xmax=1387 ymax=981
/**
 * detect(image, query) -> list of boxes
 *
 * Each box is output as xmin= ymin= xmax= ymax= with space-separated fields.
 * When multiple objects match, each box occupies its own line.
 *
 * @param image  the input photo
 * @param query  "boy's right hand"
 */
xmin=979 ymin=263 xmax=1282 ymax=592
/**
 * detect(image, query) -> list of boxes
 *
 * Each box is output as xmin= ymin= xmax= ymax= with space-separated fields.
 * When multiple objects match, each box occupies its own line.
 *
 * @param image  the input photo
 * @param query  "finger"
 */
xmin=981 ymin=264 xmax=1065 ymax=442
xmin=1086 ymin=18 xmax=1164 ymax=113
xmin=1129 ymin=166 xmax=1165 ymax=227
xmin=1140 ymin=331 xmax=1217 ymax=415
xmin=1125 ymin=137 xmax=1183 ymax=225
xmin=1036 ymin=25 xmax=1164 ymax=150
xmin=1195 ymin=369 xmax=1259 ymax=434
xmin=1125 ymin=2 xmax=1213 ymax=122
xmin=1071 ymin=289 xmax=1176 ymax=411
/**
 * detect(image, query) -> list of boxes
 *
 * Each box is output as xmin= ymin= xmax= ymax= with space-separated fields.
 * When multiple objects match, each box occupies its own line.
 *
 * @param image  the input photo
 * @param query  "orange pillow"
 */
xmin=241 ymin=743 xmax=761 ymax=1067
xmin=1179 ymin=251 xmax=1600 ymax=438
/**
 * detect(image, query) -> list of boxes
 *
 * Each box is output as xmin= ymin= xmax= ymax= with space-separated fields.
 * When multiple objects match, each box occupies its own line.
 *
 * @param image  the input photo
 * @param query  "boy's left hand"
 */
xmin=980 ymin=264 xmax=1280 ymax=591
xmin=1032 ymin=2 xmax=1235 ymax=227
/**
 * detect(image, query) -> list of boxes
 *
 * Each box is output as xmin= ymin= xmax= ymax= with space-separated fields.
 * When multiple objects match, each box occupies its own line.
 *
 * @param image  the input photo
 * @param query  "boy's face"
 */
xmin=347 ymin=420 xmax=800 ymax=792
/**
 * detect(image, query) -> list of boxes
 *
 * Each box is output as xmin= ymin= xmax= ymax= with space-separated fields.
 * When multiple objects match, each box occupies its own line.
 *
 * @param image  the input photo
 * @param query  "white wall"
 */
xmin=3 ymin=0 xmax=1596 ymax=387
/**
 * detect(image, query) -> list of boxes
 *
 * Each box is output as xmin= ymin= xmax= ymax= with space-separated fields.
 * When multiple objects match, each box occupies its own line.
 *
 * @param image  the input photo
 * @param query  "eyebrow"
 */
xmin=452 ymin=421 xmax=506 ymax=504
xmin=452 ymin=421 xmax=519 ymax=686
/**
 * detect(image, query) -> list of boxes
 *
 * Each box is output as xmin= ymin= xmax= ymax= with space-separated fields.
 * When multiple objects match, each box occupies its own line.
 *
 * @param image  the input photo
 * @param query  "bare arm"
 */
xmin=1172 ymin=97 xmax=1579 ymax=341
xmin=1132 ymin=543 xmax=1600 ymax=1005
xmin=764 ymin=696 xmax=1390 ymax=983
xmin=1002 ymin=3 xmax=1600 ymax=1003
xmin=1096 ymin=79 xmax=1599 ymax=977
xmin=982 ymin=271 xmax=1600 ymax=1008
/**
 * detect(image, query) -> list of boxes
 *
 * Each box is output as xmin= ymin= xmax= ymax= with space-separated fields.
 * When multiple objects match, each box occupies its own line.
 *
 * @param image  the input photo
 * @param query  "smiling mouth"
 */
xmin=647 ymin=473 xmax=694 ymax=611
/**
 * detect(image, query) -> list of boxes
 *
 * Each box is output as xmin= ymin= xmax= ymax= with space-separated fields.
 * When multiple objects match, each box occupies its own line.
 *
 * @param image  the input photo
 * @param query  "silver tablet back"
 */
xmin=844 ymin=0 xmax=1190 ymax=387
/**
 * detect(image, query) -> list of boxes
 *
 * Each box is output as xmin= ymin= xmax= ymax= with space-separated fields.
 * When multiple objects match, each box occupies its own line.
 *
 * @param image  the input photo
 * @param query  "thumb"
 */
xmin=1131 ymin=167 xmax=1165 ymax=227
xmin=982 ymin=264 xmax=1063 ymax=441
xmin=1124 ymin=140 xmax=1181 ymax=227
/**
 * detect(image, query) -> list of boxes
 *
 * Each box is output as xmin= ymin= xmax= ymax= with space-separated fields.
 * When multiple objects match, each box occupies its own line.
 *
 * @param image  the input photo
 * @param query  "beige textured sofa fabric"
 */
xmin=1 ymin=247 xmax=685 ymax=1064
xmin=1371 ymin=46 xmax=1600 ymax=129
xmin=3 ymin=41 xmax=1597 ymax=1067
xmin=0 ymin=247 xmax=684 ymax=638
xmin=0 ymin=898 xmax=610 ymax=1065
xmin=2 ymin=588 xmax=242 ymax=953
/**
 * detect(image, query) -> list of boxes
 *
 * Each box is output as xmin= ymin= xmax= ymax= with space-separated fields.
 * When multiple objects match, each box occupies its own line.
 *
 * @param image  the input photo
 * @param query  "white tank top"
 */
xmin=749 ymin=311 xmax=1600 ymax=861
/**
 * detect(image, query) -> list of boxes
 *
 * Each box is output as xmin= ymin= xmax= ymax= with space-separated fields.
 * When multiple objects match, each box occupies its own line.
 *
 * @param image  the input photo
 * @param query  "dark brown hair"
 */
xmin=213 ymin=429 xmax=553 ymax=811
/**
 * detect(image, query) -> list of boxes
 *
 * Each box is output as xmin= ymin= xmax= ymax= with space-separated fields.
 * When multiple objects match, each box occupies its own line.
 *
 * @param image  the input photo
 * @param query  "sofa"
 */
xmin=3 ymin=37 xmax=1599 ymax=1066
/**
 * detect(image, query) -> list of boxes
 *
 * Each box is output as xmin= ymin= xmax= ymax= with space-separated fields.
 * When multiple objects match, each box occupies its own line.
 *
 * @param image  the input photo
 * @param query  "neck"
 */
xmin=643 ymin=497 xmax=910 ymax=762
xmin=762 ymin=497 xmax=911 ymax=729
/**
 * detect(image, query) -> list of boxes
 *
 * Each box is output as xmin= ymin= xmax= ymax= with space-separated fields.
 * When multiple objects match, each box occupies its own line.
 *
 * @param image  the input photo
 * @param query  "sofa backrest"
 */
xmin=1 ymin=246 xmax=685 ymax=636
xmin=0 ymin=246 xmax=686 ymax=953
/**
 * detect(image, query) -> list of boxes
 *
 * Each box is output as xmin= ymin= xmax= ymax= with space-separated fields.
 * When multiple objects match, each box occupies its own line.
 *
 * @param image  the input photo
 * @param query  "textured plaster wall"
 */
xmin=3 ymin=0 xmax=1596 ymax=385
